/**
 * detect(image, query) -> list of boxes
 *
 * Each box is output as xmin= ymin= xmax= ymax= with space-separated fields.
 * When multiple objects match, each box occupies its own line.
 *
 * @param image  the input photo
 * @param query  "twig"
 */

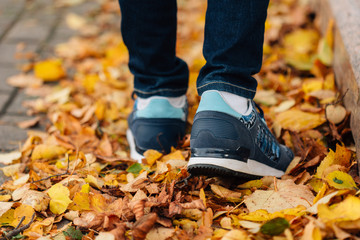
xmin=0 ymin=213 xmax=36 ymax=240
xmin=30 ymin=156 xmax=70 ymax=184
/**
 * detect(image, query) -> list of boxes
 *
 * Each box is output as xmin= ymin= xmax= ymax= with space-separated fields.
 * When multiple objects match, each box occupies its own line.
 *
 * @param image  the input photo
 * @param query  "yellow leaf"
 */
xmin=0 ymin=195 xmax=11 ymax=202
xmin=284 ymin=29 xmax=319 ymax=70
xmin=161 ymin=149 xmax=185 ymax=161
xmin=238 ymin=180 xmax=263 ymax=189
xmin=238 ymin=209 xmax=271 ymax=222
xmin=47 ymin=183 xmax=72 ymax=214
xmin=11 ymin=204 xmax=35 ymax=227
xmin=143 ymin=149 xmax=163 ymax=166
xmin=200 ymin=188 xmax=206 ymax=208
xmin=81 ymin=183 xmax=90 ymax=193
xmin=95 ymin=99 xmax=106 ymax=121
xmin=31 ymin=144 xmax=67 ymax=161
xmin=302 ymin=79 xmax=323 ymax=94
xmin=82 ymin=74 xmax=99 ymax=93
xmin=325 ymin=171 xmax=358 ymax=190
xmin=70 ymin=192 xmax=90 ymax=211
xmin=317 ymin=20 xmax=334 ymax=66
xmin=318 ymin=196 xmax=360 ymax=224
xmin=212 ymin=229 xmax=229 ymax=240
xmin=316 ymin=144 xmax=352 ymax=178
xmin=90 ymin=193 xmax=108 ymax=213
xmin=85 ymin=175 xmax=104 ymax=189
xmin=34 ymin=59 xmax=66 ymax=81
xmin=0 ymin=209 xmax=14 ymax=226
xmin=313 ymin=182 xmax=328 ymax=204
xmin=105 ymin=42 xmax=128 ymax=64
xmin=275 ymin=109 xmax=325 ymax=132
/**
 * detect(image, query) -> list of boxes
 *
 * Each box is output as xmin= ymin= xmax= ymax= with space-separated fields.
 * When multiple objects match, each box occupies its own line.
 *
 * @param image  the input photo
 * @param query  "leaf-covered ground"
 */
xmin=1 ymin=0 xmax=360 ymax=239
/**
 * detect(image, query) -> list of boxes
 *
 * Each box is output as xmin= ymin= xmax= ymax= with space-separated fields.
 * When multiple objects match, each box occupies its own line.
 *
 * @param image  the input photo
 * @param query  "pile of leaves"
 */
xmin=1 ymin=0 xmax=360 ymax=239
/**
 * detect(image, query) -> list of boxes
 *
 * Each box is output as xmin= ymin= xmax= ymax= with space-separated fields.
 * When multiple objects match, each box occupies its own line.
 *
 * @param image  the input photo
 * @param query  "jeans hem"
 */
xmin=133 ymin=87 xmax=188 ymax=98
xmin=197 ymin=81 xmax=256 ymax=99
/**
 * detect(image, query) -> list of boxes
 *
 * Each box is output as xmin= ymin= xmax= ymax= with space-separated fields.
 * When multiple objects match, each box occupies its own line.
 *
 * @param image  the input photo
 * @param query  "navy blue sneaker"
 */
xmin=127 ymin=95 xmax=187 ymax=162
xmin=187 ymin=90 xmax=294 ymax=179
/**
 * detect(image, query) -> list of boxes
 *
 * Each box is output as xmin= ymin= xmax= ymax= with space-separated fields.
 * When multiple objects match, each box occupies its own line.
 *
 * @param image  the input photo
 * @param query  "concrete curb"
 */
xmin=311 ymin=0 xmax=360 ymax=172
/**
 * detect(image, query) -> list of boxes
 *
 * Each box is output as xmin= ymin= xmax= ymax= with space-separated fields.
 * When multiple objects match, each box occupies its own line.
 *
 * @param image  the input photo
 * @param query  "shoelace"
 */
xmin=253 ymin=101 xmax=281 ymax=162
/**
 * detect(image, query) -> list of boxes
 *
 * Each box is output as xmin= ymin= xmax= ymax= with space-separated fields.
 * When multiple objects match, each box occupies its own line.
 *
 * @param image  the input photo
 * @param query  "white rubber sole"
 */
xmin=187 ymin=157 xmax=285 ymax=178
xmin=126 ymin=129 xmax=144 ymax=163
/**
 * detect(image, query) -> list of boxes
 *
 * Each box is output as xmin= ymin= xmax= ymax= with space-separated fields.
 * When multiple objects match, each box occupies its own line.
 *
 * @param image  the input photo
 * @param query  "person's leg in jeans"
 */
xmin=187 ymin=0 xmax=294 ymax=178
xmin=119 ymin=0 xmax=189 ymax=160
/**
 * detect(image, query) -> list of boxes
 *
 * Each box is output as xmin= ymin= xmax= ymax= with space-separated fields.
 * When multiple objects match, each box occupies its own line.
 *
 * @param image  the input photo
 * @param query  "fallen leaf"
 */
xmin=326 ymin=105 xmax=347 ymax=124
xmin=260 ymin=217 xmax=289 ymax=236
xmin=325 ymin=171 xmax=358 ymax=190
xmin=17 ymin=116 xmax=41 ymax=129
xmin=21 ymin=190 xmax=50 ymax=212
xmin=47 ymin=183 xmax=72 ymax=214
xmin=146 ymin=227 xmax=175 ymax=240
xmin=11 ymin=204 xmax=35 ymax=227
xmin=34 ymin=59 xmax=66 ymax=81
xmin=318 ymin=196 xmax=360 ymax=224
xmin=132 ymin=213 xmax=158 ymax=240
xmin=307 ymin=191 xmax=338 ymax=214
xmin=244 ymin=179 xmax=314 ymax=213
xmin=7 ymin=74 xmax=43 ymax=88
xmin=210 ymin=184 xmax=242 ymax=200
xmin=0 ymin=151 xmax=21 ymax=165
xmin=31 ymin=144 xmax=67 ymax=161
xmin=221 ymin=229 xmax=249 ymax=240
xmin=275 ymin=109 xmax=326 ymax=132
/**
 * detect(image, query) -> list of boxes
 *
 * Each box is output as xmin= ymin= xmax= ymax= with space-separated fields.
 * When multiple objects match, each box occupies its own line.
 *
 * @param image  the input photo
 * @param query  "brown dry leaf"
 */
xmin=221 ymin=229 xmax=250 ymax=240
xmin=326 ymin=105 xmax=347 ymax=124
xmin=17 ymin=117 xmax=41 ymax=129
xmin=146 ymin=227 xmax=175 ymax=240
xmin=132 ymin=213 xmax=158 ymax=240
xmin=210 ymin=184 xmax=242 ymax=199
xmin=7 ymin=74 xmax=43 ymax=88
xmin=193 ymin=226 xmax=213 ymax=240
xmin=73 ymin=211 xmax=105 ymax=230
xmin=20 ymin=190 xmax=50 ymax=212
xmin=244 ymin=179 xmax=314 ymax=213
xmin=0 ymin=151 xmax=21 ymax=165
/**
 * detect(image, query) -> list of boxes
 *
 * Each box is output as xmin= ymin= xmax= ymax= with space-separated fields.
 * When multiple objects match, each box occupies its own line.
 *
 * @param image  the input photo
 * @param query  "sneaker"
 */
xmin=187 ymin=90 xmax=294 ymax=179
xmin=127 ymin=95 xmax=187 ymax=162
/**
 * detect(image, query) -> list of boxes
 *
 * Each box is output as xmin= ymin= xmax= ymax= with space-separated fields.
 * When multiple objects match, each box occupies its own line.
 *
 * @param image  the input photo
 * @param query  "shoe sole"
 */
xmin=126 ymin=129 xmax=144 ymax=163
xmin=187 ymin=157 xmax=285 ymax=179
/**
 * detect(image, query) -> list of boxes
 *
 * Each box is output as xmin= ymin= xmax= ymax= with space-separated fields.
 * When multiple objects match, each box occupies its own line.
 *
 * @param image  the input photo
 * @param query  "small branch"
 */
xmin=0 ymin=213 xmax=36 ymax=240
xmin=30 ymin=156 xmax=70 ymax=184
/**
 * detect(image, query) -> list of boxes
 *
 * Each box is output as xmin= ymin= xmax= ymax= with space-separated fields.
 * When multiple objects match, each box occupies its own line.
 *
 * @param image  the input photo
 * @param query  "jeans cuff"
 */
xmin=133 ymin=87 xmax=188 ymax=98
xmin=197 ymin=81 xmax=256 ymax=99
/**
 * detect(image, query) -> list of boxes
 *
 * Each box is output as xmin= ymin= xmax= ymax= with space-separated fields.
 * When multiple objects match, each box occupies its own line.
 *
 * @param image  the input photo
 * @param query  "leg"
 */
xmin=119 ymin=0 xmax=188 ymax=159
xmin=188 ymin=0 xmax=294 ymax=179
xmin=197 ymin=0 xmax=269 ymax=99
xmin=119 ymin=0 xmax=189 ymax=98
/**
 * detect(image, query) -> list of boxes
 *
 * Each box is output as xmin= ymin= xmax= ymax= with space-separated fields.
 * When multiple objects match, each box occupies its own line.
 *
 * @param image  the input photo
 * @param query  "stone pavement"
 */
xmin=0 ymin=0 xmax=101 ymax=152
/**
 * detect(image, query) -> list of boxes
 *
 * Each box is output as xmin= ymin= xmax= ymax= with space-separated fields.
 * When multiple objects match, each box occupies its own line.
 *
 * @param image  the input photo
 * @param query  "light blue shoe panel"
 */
xmin=196 ymin=91 xmax=242 ymax=118
xmin=136 ymin=99 xmax=185 ymax=120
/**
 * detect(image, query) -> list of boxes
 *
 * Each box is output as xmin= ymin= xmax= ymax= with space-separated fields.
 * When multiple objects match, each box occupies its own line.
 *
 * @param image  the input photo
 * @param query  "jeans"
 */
xmin=118 ymin=0 xmax=269 ymax=99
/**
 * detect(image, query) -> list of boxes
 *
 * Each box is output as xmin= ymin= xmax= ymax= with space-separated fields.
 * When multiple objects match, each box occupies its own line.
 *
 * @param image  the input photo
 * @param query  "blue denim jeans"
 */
xmin=119 ymin=0 xmax=269 ymax=99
